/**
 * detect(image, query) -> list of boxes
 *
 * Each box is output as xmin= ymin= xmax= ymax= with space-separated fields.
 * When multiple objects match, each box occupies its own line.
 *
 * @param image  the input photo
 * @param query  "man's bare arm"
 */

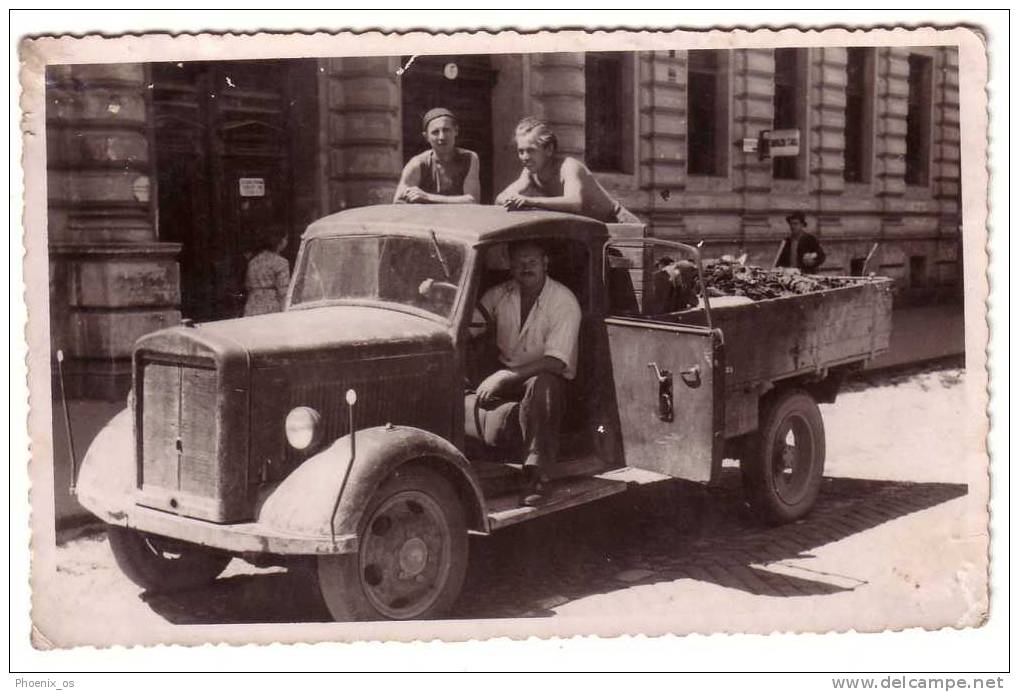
xmin=495 ymin=169 xmax=531 ymax=205
xmin=503 ymin=158 xmax=587 ymax=214
xmin=393 ymin=159 xmax=421 ymax=203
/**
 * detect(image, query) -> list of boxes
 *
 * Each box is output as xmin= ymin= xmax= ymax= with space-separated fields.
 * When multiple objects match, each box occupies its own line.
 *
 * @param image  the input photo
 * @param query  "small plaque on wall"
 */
xmin=239 ymin=177 xmax=266 ymax=197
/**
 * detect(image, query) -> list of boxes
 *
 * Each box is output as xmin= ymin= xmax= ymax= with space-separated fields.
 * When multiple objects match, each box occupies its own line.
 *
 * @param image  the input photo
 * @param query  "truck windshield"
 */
xmin=290 ymin=234 xmax=467 ymax=319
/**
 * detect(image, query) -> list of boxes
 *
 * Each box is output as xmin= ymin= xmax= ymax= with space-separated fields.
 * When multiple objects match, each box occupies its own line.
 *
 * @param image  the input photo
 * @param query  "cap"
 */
xmin=422 ymin=107 xmax=456 ymax=130
xmin=786 ymin=211 xmax=807 ymax=224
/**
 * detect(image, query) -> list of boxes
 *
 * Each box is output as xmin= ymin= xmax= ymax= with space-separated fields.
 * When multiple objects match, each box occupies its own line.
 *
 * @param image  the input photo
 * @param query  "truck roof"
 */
xmin=304 ymin=204 xmax=608 ymax=244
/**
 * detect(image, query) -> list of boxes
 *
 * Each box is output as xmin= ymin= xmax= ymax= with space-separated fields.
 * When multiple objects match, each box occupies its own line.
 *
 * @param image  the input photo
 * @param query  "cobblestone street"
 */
xmin=40 ymin=364 xmax=984 ymax=645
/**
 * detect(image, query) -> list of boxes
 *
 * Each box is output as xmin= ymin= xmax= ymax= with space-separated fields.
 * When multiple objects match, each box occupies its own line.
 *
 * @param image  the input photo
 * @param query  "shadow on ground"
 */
xmin=138 ymin=470 xmax=966 ymax=624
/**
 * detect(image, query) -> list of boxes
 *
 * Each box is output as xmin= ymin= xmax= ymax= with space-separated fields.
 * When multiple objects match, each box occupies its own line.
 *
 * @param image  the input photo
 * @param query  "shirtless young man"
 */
xmin=496 ymin=117 xmax=641 ymax=224
xmin=394 ymin=107 xmax=481 ymax=204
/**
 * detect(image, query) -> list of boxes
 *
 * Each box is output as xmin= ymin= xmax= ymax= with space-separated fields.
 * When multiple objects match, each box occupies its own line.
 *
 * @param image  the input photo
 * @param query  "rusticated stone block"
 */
xmin=68 ymin=309 xmax=181 ymax=359
xmin=639 ymin=88 xmax=685 ymax=112
xmin=47 ymin=128 xmax=150 ymax=167
xmin=336 ymin=179 xmax=398 ymax=209
xmin=68 ymin=63 xmax=147 ymax=85
xmin=47 ymin=87 xmax=147 ymax=124
xmin=328 ymin=112 xmax=400 ymax=142
xmin=48 ymin=170 xmax=152 ymax=206
xmin=328 ymin=77 xmax=399 ymax=110
xmin=70 ymin=259 xmax=180 ymax=308
xmin=532 ymin=66 xmax=584 ymax=95
xmin=329 ymin=146 xmax=401 ymax=177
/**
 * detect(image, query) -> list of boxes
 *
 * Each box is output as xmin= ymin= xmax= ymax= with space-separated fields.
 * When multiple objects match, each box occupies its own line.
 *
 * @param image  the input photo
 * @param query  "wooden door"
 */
xmin=400 ymin=55 xmax=496 ymax=202
xmin=153 ymin=60 xmax=294 ymax=320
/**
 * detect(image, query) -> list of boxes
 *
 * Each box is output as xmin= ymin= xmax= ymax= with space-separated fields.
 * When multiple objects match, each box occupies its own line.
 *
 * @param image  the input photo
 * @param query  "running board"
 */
xmin=485 ymin=476 xmax=628 ymax=531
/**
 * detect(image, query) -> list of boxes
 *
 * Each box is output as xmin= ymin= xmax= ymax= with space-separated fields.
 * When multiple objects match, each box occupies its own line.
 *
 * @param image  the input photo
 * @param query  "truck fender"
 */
xmin=256 ymin=425 xmax=489 ymax=543
xmin=75 ymin=407 xmax=135 ymax=524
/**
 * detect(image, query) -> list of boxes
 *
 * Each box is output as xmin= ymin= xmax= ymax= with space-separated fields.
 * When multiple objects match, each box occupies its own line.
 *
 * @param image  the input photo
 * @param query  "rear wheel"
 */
xmin=106 ymin=526 xmax=231 ymax=592
xmin=742 ymin=390 xmax=826 ymax=525
xmin=316 ymin=467 xmax=468 ymax=621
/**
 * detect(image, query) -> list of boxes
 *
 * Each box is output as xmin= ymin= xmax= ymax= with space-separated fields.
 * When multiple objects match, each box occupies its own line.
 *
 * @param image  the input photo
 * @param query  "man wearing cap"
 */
xmin=394 ymin=107 xmax=481 ymax=204
xmin=465 ymin=239 xmax=582 ymax=507
xmin=776 ymin=211 xmax=826 ymax=274
xmin=496 ymin=117 xmax=642 ymax=224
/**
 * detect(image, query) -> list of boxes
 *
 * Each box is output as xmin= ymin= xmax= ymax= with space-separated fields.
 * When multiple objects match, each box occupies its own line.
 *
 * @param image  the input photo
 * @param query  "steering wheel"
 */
xmin=418 ymin=277 xmax=458 ymax=296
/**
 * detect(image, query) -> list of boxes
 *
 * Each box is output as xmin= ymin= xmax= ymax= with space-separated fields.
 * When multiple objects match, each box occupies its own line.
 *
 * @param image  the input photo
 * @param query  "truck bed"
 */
xmin=655 ymin=277 xmax=894 ymax=436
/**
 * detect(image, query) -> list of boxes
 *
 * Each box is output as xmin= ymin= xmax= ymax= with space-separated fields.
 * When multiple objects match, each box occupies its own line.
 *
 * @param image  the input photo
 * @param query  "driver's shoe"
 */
xmin=519 ymin=466 xmax=547 ymax=507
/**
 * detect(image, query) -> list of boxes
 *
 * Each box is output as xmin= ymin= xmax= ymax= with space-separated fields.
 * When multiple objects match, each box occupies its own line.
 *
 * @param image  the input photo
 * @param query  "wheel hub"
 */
xmin=398 ymin=537 xmax=429 ymax=578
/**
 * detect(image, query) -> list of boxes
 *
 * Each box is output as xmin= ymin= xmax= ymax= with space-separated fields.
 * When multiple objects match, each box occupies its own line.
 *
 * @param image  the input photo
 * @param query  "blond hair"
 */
xmin=514 ymin=116 xmax=558 ymax=151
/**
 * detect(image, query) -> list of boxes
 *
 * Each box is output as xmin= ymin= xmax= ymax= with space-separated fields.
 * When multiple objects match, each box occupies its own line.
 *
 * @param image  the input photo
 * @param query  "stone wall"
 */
xmin=47 ymin=63 xmax=181 ymax=399
xmin=584 ymin=48 xmax=962 ymax=293
xmin=322 ymin=57 xmax=403 ymax=211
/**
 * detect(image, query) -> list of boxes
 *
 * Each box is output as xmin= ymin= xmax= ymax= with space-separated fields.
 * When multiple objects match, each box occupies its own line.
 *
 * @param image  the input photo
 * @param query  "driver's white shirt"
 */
xmin=479 ymin=277 xmax=582 ymax=380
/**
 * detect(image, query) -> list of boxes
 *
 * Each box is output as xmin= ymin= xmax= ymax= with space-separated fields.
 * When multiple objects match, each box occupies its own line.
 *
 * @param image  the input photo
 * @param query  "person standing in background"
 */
xmin=776 ymin=211 xmax=826 ymax=274
xmin=243 ymin=227 xmax=290 ymax=316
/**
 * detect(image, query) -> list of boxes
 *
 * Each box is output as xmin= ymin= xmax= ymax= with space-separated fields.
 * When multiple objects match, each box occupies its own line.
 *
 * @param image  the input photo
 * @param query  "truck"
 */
xmin=74 ymin=204 xmax=894 ymax=621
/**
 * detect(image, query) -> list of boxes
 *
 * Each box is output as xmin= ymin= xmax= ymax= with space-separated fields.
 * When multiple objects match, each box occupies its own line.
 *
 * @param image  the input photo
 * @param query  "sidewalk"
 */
xmin=866 ymin=302 xmax=965 ymax=370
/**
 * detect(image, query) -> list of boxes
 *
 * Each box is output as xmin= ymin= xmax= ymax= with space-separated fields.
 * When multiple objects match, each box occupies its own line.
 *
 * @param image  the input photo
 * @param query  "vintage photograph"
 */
xmin=21 ymin=25 xmax=990 ymax=649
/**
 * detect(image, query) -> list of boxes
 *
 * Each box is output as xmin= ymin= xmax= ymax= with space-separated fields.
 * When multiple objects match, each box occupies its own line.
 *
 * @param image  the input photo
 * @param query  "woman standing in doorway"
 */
xmin=243 ymin=227 xmax=290 ymax=317
xmin=394 ymin=107 xmax=481 ymax=204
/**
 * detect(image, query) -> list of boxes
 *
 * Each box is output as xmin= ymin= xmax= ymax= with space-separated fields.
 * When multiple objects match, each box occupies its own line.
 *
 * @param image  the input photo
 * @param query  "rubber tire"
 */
xmin=316 ymin=467 xmax=468 ymax=622
xmin=106 ymin=526 xmax=231 ymax=592
xmin=742 ymin=389 xmax=826 ymax=525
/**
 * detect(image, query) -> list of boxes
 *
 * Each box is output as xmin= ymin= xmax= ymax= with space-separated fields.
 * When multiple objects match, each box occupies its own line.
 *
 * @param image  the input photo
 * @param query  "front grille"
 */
xmin=138 ymin=357 xmax=232 ymax=521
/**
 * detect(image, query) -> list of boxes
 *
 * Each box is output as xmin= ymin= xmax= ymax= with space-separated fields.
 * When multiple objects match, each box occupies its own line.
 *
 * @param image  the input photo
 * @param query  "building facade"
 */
xmin=47 ymin=46 xmax=962 ymax=401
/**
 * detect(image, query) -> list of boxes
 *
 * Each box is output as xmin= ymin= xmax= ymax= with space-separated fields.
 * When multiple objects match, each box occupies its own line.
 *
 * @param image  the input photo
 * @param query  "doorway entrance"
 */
xmin=400 ymin=55 xmax=497 ymax=203
xmin=152 ymin=59 xmax=316 ymax=321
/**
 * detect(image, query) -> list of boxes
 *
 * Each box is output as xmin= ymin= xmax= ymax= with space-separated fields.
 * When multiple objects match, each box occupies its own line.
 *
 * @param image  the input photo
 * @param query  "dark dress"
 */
xmin=777 ymin=233 xmax=826 ymax=274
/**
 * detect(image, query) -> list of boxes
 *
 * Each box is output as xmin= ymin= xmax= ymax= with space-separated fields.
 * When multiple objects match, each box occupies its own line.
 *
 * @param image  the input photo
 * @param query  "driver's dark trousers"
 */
xmin=464 ymin=372 xmax=565 ymax=479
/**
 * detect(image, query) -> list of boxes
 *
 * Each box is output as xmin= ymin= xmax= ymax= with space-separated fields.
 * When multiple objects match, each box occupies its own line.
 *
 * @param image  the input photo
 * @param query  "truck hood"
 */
xmin=134 ymin=305 xmax=454 ymax=366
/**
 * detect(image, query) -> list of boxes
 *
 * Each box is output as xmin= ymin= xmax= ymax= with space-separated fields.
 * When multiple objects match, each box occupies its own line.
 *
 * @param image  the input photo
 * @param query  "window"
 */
xmin=773 ymin=48 xmax=806 ymax=180
xmin=585 ymin=52 xmax=633 ymax=173
xmin=687 ymin=50 xmax=729 ymax=177
xmin=905 ymin=54 xmax=933 ymax=186
xmin=844 ymin=48 xmax=875 ymax=183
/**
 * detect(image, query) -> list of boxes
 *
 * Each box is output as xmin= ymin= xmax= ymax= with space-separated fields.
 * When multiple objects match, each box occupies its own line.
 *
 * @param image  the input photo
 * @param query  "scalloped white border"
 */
xmin=10 ymin=9 xmax=1006 ymax=678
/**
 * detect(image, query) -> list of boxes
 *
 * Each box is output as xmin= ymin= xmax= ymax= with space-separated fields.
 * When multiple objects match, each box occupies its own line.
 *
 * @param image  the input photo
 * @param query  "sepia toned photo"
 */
xmin=20 ymin=25 xmax=990 ymax=650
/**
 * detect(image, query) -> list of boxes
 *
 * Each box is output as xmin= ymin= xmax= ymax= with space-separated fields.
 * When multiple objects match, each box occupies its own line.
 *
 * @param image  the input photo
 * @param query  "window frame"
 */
xmin=584 ymin=51 xmax=636 ymax=175
xmin=843 ymin=47 xmax=876 ymax=185
xmin=904 ymin=52 xmax=934 ymax=188
xmin=771 ymin=47 xmax=809 ymax=182
xmin=686 ymin=49 xmax=731 ymax=181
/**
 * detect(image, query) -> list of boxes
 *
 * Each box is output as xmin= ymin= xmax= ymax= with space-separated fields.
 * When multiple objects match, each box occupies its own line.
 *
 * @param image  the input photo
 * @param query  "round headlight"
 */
xmin=285 ymin=406 xmax=322 ymax=451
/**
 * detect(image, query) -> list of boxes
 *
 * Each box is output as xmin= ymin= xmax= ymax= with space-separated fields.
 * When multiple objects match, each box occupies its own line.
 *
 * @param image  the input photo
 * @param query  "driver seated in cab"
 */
xmin=465 ymin=240 xmax=581 ymax=507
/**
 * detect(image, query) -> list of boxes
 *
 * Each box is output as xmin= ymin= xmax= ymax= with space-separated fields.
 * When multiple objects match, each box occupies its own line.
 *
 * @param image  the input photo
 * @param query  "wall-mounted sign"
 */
xmin=741 ymin=138 xmax=759 ymax=154
xmin=239 ymin=177 xmax=266 ymax=197
xmin=763 ymin=129 xmax=801 ymax=157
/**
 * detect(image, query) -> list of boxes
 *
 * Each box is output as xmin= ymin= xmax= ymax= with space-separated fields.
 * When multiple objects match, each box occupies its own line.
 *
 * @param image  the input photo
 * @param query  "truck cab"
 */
xmin=75 ymin=204 xmax=892 ymax=621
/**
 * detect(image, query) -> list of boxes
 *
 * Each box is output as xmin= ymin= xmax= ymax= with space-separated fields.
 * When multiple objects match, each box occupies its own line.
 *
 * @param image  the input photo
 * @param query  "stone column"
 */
xmin=47 ymin=63 xmax=181 ymax=400
xmin=529 ymin=53 xmax=586 ymax=160
xmin=640 ymin=50 xmax=687 ymax=237
xmin=323 ymin=57 xmax=403 ymax=210
xmin=732 ymin=48 xmax=775 ymax=262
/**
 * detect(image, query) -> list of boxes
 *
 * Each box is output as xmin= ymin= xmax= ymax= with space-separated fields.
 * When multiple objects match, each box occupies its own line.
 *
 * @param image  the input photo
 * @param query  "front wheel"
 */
xmin=106 ymin=526 xmax=232 ymax=592
xmin=316 ymin=467 xmax=468 ymax=621
xmin=742 ymin=390 xmax=826 ymax=525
